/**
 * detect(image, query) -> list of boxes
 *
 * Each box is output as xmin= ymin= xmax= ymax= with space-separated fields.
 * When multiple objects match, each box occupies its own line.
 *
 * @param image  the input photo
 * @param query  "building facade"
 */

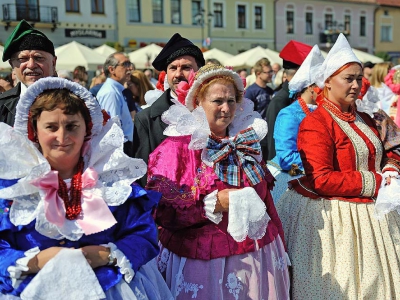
xmin=0 ymin=0 xmax=117 ymax=48
xmin=374 ymin=0 xmax=400 ymax=63
xmin=118 ymin=0 xmax=275 ymax=55
xmin=275 ymin=0 xmax=376 ymax=53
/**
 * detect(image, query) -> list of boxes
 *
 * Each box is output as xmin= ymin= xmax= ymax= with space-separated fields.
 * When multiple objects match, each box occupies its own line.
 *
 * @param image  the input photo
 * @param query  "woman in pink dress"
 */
xmin=146 ymin=64 xmax=290 ymax=300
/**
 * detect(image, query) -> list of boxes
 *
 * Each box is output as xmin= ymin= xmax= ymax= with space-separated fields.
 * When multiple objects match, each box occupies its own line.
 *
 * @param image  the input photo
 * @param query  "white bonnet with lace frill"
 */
xmin=14 ymin=77 xmax=103 ymax=140
xmin=161 ymin=64 xmax=268 ymax=161
xmin=0 ymin=77 xmax=147 ymax=241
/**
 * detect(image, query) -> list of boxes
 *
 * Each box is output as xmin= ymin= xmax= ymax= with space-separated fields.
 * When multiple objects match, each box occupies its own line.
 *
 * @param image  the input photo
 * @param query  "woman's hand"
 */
xmin=81 ymin=245 xmax=111 ymax=269
xmin=24 ymin=247 xmax=64 ymax=275
xmin=214 ymin=189 xmax=239 ymax=213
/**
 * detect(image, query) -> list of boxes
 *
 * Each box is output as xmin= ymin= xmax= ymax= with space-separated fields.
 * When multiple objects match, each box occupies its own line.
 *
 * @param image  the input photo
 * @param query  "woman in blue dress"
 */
xmin=268 ymin=45 xmax=324 ymax=203
xmin=0 ymin=77 xmax=172 ymax=299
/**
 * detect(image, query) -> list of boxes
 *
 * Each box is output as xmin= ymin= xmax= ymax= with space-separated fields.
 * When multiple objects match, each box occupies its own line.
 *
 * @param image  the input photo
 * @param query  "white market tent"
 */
xmin=321 ymin=48 xmax=383 ymax=64
xmin=127 ymin=44 xmax=163 ymax=69
xmin=0 ymin=46 xmax=11 ymax=70
xmin=224 ymin=46 xmax=283 ymax=69
xmin=94 ymin=44 xmax=116 ymax=57
xmin=352 ymin=48 xmax=384 ymax=64
xmin=203 ymin=48 xmax=233 ymax=65
xmin=55 ymin=41 xmax=106 ymax=71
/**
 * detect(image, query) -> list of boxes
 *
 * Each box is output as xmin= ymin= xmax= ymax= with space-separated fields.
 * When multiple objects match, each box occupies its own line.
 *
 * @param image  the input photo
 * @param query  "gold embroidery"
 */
xmin=360 ymin=171 xmax=376 ymax=197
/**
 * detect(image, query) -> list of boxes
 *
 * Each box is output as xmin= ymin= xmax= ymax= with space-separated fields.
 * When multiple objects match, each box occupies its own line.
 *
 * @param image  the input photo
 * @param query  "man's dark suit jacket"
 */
xmin=0 ymin=83 xmax=21 ymax=126
xmin=133 ymin=89 xmax=173 ymax=186
xmin=265 ymin=81 xmax=291 ymax=160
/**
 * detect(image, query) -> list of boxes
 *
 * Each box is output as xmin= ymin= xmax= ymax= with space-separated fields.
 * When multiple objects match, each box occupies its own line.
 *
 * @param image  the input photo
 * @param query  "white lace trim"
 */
xmin=0 ymin=118 xmax=147 ymax=241
xmin=227 ymin=187 xmax=270 ymax=242
xmin=14 ymin=77 xmax=103 ymax=138
xmin=356 ymin=86 xmax=380 ymax=118
xmin=203 ymin=190 xmax=223 ymax=224
xmin=375 ymin=176 xmax=400 ymax=219
xmin=157 ymin=247 xmax=170 ymax=273
xmin=101 ymin=242 xmax=135 ymax=283
xmin=174 ymin=257 xmax=204 ymax=298
xmin=7 ymin=246 xmax=40 ymax=288
xmin=162 ymin=98 xmax=267 ymax=166
xmin=225 ymin=272 xmax=243 ymax=300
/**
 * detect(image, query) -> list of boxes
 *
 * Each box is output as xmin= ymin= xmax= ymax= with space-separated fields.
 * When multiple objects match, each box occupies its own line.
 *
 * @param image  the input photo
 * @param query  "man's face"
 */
xmin=272 ymin=63 xmax=281 ymax=74
xmin=363 ymin=67 xmax=372 ymax=80
xmin=259 ymin=65 xmax=273 ymax=84
xmin=144 ymin=69 xmax=153 ymax=81
xmin=109 ymin=53 xmax=133 ymax=85
xmin=166 ymin=55 xmax=199 ymax=95
xmin=10 ymin=50 xmax=56 ymax=86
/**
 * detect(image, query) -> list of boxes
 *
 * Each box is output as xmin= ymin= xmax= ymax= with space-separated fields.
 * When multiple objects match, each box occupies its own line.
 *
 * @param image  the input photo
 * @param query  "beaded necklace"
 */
xmin=57 ymin=157 xmax=84 ymax=220
xmin=298 ymin=97 xmax=312 ymax=116
xmin=322 ymin=98 xmax=356 ymax=122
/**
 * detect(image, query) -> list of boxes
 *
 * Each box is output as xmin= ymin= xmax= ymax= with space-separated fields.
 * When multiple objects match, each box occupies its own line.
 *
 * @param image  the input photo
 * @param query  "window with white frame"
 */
xmin=381 ymin=25 xmax=392 ymax=42
xmin=152 ymin=0 xmax=163 ymax=23
xmin=325 ymin=13 xmax=333 ymax=30
xmin=192 ymin=0 xmax=201 ymax=25
xmin=127 ymin=0 xmax=140 ymax=22
xmin=237 ymin=5 xmax=246 ymax=29
xmin=344 ymin=14 xmax=351 ymax=34
xmin=306 ymin=12 xmax=313 ymax=34
xmin=214 ymin=2 xmax=223 ymax=28
xmin=360 ymin=15 xmax=366 ymax=37
xmin=255 ymin=6 xmax=262 ymax=29
xmin=286 ymin=10 xmax=294 ymax=33
xmin=171 ymin=0 xmax=181 ymax=24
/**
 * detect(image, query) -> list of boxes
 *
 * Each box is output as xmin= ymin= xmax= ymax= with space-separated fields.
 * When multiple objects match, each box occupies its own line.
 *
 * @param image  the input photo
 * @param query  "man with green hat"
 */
xmin=0 ymin=20 xmax=57 ymax=126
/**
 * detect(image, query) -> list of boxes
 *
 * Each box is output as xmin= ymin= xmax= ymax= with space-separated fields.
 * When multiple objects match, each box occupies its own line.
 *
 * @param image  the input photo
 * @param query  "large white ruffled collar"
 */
xmin=0 ymin=118 xmax=147 ymax=241
xmin=161 ymin=98 xmax=268 ymax=165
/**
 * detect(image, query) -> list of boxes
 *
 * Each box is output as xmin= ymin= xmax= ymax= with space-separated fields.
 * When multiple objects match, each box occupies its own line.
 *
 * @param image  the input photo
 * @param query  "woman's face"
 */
xmin=127 ymin=81 xmax=139 ymax=97
xmin=326 ymin=63 xmax=363 ymax=111
xmin=36 ymin=107 xmax=86 ymax=167
xmin=199 ymin=82 xmax=237 ymax=137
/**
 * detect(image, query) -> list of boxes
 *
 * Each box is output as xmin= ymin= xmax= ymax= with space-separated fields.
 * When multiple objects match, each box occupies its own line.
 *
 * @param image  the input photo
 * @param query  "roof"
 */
xmin=376 ymin=0 xmax=400 ymax=7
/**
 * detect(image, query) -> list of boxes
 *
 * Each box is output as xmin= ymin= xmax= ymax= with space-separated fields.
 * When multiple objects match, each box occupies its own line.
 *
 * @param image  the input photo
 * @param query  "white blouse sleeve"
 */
xmin=101 ymin=242 xmax=135 ymax=283
xmin=7 ymin=246 xmax=40 ymax=288
xmin=203 ymin=190 xmax=223 ymax=224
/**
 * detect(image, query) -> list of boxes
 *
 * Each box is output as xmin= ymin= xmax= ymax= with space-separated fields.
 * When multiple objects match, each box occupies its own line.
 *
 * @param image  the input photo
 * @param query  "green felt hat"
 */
xmin=2 ymin=19 xmax=55 ymax=62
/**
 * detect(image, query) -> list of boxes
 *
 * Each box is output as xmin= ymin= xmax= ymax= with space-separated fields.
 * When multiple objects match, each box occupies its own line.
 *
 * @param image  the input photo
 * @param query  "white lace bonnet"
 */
xmin=288 ymin=44 xmax=324 ymax=96
xmin=314 ymin=33 xmax=361 ymax=89
xmin=185 ymin=64 xmax=245 ymax=111
xmin=14 ymin=77 xmax=104 ymax=141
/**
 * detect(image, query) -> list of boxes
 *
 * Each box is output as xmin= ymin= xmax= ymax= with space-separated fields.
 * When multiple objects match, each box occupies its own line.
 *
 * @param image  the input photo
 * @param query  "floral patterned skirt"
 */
xmin=157 ymin=236 xmax=290 ymax=300
xmin=277 ymin=190 xmax=400 ymax=300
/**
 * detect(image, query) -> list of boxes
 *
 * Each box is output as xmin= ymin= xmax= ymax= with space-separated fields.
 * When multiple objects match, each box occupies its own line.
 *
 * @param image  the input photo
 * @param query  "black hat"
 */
xmin=363 ymin=61 xmax=375 ymax=69
xmin=2 ymin=20 xmax=55 ymax=62
xmin=152 ymin=33 xmax=205 ymax=71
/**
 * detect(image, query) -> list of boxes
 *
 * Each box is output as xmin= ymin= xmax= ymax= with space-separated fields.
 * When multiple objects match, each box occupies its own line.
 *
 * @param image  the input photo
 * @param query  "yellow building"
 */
xmin=117 ymin=0 xmax=275 ymax=55
xmin=374 ymin=1 xmax=400 ymax=63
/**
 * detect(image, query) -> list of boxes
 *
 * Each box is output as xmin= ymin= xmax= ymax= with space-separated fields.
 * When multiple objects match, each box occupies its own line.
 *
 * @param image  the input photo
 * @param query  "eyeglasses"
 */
xmin=116 ymin=61 xmax=133 ymax=68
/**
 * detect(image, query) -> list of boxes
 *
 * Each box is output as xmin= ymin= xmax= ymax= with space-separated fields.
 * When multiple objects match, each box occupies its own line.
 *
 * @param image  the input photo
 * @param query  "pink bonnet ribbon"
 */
xmin=31 ymin=168 xmax=117 ymax=235
xmin=77 ymin=167 xmax=117 ymax=235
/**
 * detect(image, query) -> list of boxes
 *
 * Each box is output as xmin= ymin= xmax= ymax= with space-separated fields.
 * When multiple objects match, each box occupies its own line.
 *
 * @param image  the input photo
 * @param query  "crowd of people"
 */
xmin=0 ymin=19 xmax=400 ymax=300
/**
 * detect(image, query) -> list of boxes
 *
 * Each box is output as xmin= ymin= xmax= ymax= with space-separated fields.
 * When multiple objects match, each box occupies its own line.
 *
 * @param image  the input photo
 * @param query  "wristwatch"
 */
xmin=107 ymin=249 xmax=116 ymax=266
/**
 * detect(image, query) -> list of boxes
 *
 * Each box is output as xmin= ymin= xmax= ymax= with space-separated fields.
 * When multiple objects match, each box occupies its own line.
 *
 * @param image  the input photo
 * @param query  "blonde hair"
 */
xmin=89 ymin=74 xmax=106 ymax=89
xmin=370 ymin=62 xmax=391 ymax=88
xmin=253 ymin=58 xmax=271 ymax=74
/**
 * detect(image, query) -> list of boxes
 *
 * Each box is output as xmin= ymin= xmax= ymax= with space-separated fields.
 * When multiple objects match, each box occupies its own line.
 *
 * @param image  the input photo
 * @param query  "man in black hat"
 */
xmin=0 ymin=20 xmax=57 ymax=126
xmin=133 ymin=33 xmax=205 ymax=186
